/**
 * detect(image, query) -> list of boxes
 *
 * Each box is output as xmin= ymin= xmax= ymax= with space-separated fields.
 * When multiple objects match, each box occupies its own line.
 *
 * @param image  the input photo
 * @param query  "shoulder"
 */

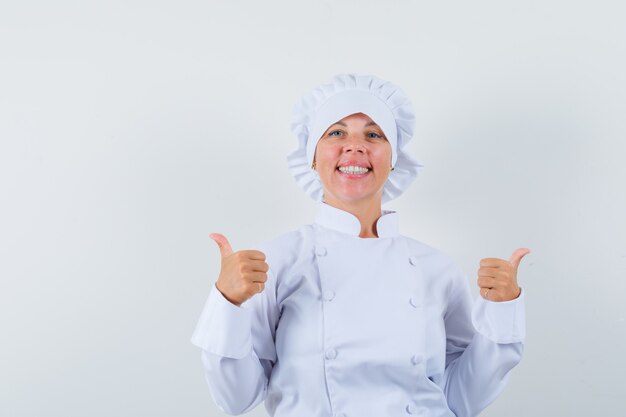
xmin=401 ymin=235 xmax=460 ymax=273
xmin=398 ymin=236 xmax=471 ymax=316
xmin=400 ymin=234 xmax=467 ymax=299
xmin=251 ymin=225 xmax=314 ymax=266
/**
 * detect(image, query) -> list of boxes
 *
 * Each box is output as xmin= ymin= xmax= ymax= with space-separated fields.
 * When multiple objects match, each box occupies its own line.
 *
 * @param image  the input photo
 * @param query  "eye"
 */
xmin=327 ymin=130 xmax=343 ymax=137
xmin=367 ymin=132 xmax=384 ymax=139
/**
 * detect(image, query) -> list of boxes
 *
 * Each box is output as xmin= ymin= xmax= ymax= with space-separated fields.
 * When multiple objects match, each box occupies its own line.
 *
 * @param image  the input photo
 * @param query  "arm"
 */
xmin=442 ymin=268 xmax=525 ymax=417
xmin=190 ymin=267 xmax=279 ymax=415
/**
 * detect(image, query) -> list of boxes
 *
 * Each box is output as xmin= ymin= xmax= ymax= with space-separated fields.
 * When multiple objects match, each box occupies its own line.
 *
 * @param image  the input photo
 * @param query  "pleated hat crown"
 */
xmin=287 ymin=73 xmax=424 ymax=204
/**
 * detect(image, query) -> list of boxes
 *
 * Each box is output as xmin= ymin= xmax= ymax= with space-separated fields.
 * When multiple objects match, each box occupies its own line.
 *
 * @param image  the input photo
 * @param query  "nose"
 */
xmin=342 ymin=136 xmax=366 ymax=154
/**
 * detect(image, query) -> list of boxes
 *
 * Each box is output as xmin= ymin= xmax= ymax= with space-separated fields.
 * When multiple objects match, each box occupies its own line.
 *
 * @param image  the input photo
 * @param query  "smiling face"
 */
xmin=313 ymin=112 xmax=393 ymax=206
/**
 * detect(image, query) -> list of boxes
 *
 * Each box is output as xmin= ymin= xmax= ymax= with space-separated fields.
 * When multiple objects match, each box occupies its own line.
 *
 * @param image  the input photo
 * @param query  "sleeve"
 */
xmin=190 ymin=267 xmax=280 ymax=415
xmin=441 ymin=267 xmax=525 ymax=417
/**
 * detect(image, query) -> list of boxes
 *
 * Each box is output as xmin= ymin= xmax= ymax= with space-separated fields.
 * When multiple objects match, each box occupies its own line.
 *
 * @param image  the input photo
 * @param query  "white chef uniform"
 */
xmin=191 ymin=200 xmax=525 ymax=417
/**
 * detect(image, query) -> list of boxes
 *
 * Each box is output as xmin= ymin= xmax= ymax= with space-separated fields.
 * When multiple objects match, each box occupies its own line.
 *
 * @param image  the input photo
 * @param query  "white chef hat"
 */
xmin=287 ymin=73 xmax=424 ymax=204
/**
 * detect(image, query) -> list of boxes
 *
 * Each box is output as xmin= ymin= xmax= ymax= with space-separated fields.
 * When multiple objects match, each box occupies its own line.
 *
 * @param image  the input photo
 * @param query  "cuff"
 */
xmin=190 ymin=283 xmax=253 ymax=358
xmin=471 ymin=287 xmax=526 ymax=344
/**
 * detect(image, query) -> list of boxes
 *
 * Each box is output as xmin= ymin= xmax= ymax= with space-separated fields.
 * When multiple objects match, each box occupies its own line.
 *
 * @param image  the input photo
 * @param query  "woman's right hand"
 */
xmin=209 ymin=233 xmax=269 ymax=307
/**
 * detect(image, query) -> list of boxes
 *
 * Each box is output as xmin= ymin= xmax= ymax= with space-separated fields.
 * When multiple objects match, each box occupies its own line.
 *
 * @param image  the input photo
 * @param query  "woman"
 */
xmin=191 ymin=73 xmax=529 ymax=417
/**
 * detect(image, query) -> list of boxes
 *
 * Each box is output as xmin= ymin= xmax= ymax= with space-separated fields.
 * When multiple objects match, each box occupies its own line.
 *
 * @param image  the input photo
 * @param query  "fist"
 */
xmin=477 ymin=248 xmax=530 ymax=302
xmin=209 ymin=233 xmax=269 ymax=307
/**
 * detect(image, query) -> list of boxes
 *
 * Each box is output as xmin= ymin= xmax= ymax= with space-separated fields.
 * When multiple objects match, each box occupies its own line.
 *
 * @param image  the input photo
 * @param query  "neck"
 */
xmin=323 ymin=196 xmax=382 ymax=238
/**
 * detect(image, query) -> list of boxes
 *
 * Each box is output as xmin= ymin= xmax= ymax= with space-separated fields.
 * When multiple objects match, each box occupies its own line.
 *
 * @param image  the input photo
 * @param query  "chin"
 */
xmin=329 ymin=191 xmax=382 ymax=205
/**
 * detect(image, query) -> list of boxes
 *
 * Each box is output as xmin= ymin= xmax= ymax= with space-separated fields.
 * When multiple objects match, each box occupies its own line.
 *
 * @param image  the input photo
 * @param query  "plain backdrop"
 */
xmin=1 ymin=1 xmax=625 ymax=416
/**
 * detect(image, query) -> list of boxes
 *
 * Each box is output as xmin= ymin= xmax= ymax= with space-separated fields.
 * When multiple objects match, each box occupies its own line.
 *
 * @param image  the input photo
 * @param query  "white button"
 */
xmin=411 ymin=354 xmax=423 ymax=365
xmin=315 ymin=246 xmax=327 ymax=256
xmin=409 ymin=256 xmax=418 ymax=266
xmin=406 ymin=403 xmax=417 ymax=414
xmin=323 ymin=290 xmax=335 ymax=301
xmin=325 ymin=348 xmax=337 ymax=359
xmin=409 ymin=296 xmax=421 ymax=308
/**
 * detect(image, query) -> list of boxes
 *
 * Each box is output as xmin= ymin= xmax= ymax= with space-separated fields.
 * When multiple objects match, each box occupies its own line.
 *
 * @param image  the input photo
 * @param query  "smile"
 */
xmin=336 ymin=166 xmax=371 ymax=177
xmin=338 ymin=165 xmax=370 ymax=174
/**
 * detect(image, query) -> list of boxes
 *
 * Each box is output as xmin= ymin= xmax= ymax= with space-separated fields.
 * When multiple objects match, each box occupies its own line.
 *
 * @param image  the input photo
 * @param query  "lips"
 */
xmin=336 ymin=160 xmax=371 ymax=169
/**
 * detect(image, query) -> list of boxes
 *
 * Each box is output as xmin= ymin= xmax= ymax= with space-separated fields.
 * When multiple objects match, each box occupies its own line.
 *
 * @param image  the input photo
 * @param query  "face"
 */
xmin=313 ymin=112 xmax=393 ymax=206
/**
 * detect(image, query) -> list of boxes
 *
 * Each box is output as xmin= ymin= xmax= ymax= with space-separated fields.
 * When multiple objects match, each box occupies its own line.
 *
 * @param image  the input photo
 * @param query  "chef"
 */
xmin=191 ymin=73 xmax=529 ymax=417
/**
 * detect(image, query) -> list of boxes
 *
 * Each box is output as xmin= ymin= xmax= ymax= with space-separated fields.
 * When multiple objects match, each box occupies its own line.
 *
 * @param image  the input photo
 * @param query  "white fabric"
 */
xmin=191 ymin=202 xmax=525 ymax=417
xmin=287 ymin=73 xmax=425 ymax=204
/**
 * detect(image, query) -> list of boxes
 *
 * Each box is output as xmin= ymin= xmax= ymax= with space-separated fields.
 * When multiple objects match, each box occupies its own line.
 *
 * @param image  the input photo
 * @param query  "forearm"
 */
xmin=442 ymin=282 xmax=526 ymax=417
xmin=200 ymin=349 xmax=269 ymax=415
xmin=191 ymin=283 xmax=277 ymax=415
xmin=443 ymin=334 xmax=523 ymax=417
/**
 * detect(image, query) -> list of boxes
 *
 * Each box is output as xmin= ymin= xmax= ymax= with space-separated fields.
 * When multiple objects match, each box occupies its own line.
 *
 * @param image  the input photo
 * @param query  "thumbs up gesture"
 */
xmin=209 ymin=233 xmax=269 ymax=307
xmin=477 ymin=248 xmax=530 ymax=302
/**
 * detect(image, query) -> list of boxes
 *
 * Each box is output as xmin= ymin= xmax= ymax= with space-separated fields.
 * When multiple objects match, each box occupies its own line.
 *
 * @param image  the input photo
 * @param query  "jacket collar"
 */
xmin=314 ymin=200 xmax=399 ymax=238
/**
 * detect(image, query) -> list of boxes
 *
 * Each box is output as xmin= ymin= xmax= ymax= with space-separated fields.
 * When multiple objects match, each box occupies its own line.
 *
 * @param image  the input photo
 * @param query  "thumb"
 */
xmin=509 ymin=247 xmax=530 ymax=269
xmin=209 ymin=232 xmax=234 ymax=258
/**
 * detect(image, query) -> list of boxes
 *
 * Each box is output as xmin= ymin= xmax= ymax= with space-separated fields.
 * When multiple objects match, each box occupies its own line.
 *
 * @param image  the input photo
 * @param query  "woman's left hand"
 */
xmin=477 ymin=248 xmax=530 ymax=302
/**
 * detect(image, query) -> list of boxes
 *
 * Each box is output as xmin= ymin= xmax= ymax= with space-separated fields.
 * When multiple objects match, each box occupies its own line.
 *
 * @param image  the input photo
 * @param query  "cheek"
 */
xmin=315 ymin=144 xmax=340 ymax=166
xmin=373 ymin=148 xmax=392 ymax=167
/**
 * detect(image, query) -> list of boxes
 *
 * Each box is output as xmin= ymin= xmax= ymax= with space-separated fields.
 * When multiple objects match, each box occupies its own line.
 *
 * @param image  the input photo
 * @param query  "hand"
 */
xmin=209 ymin=233 xmax=269 ymax=307
xmin=477 ymin=248 xmax=530 ymax=302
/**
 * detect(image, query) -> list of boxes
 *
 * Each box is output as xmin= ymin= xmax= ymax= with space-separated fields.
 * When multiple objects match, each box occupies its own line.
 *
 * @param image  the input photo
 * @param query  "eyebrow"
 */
xmin=331 ymin=121 xmax=379 ymax=127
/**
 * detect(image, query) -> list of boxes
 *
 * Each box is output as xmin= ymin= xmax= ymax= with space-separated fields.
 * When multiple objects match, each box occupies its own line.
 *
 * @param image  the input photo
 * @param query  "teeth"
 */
xmin=338 ymin=165 xmax=370 ymax=174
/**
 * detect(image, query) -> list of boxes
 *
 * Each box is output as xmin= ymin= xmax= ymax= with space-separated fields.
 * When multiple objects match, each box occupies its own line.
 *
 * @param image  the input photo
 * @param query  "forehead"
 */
xmin=329 ymin=112 xmax=380 ymax=127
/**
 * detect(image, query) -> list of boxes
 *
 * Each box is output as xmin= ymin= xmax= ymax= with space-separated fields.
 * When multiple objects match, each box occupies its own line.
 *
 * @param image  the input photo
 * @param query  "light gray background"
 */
xmin=1 ymin=0 xmax=625 ymax=416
